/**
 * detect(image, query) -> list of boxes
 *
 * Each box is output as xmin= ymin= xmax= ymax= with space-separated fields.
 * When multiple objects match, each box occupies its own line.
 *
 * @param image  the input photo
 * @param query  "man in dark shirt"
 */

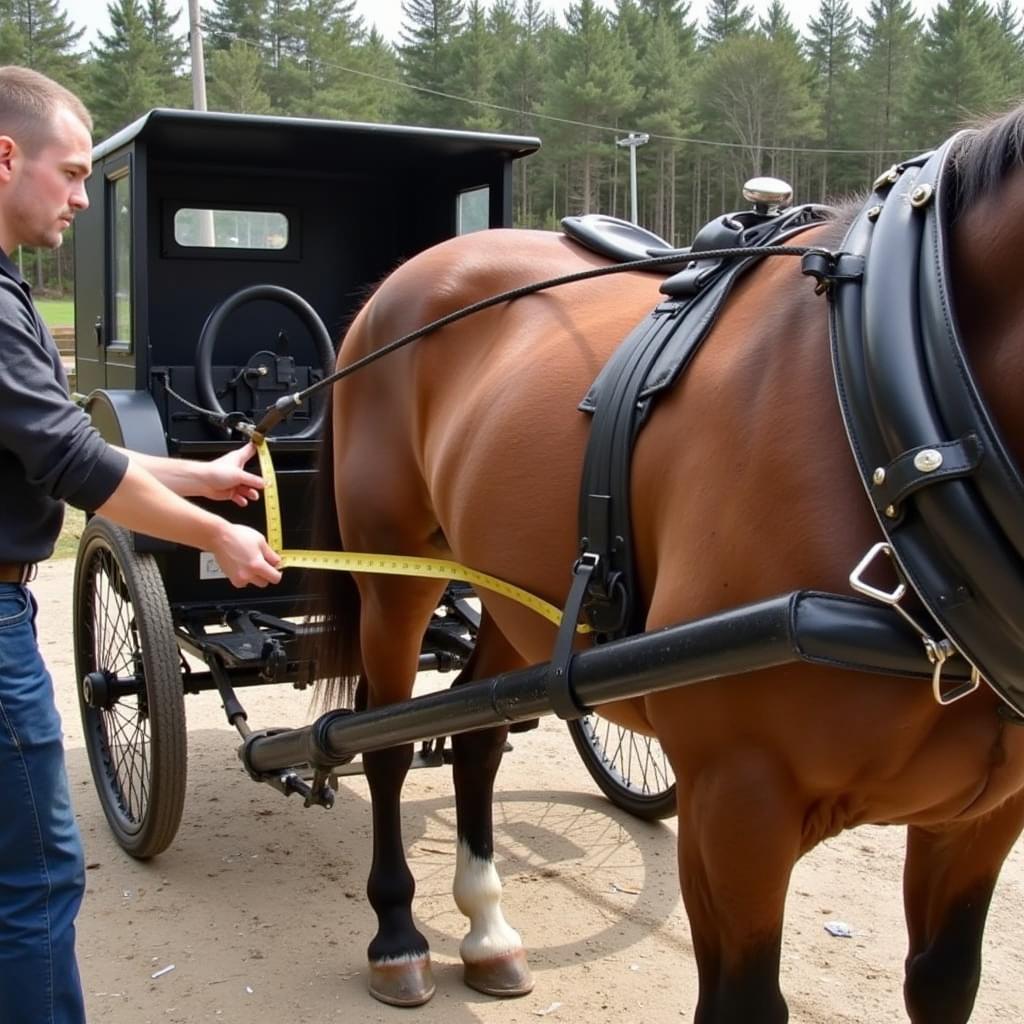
xmin=0 ymin=66 xmax=283 ymax=1023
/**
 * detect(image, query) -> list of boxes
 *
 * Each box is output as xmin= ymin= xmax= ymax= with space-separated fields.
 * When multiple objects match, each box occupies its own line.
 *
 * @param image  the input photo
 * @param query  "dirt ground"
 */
xmin=32 ymin=558 xmax=1024 ymax=1024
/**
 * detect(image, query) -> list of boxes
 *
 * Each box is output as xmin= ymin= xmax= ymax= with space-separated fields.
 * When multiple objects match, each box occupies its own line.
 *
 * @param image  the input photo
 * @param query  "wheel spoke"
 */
xmin=580 ymin=714 xmax=675 ymax=797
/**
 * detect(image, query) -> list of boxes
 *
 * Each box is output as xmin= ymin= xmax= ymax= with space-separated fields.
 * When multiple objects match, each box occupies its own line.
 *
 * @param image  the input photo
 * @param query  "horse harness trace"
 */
xmin=568 ymin=132 xmax=1024 ymax=721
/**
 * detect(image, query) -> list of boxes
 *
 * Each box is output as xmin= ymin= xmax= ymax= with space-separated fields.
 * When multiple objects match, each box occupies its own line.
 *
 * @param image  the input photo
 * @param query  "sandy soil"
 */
xmin=31 ymin=558 xmax=1024 ymax=1024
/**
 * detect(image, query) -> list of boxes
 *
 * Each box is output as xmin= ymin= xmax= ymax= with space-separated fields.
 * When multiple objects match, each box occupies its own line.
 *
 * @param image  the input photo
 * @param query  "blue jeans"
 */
xmin=0 ymin=583 xmax=86 ymax=1024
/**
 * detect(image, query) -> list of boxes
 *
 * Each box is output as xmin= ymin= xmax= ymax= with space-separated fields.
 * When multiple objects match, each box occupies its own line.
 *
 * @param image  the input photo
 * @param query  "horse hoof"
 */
xmin=368 ymin=955 xmax=436 ymax=1006
xmin=463 ymin=949 xmax=534 ymax=998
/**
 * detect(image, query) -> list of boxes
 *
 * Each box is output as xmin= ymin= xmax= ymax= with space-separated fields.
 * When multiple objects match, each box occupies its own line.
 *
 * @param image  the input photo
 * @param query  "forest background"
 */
xmin=3 ymin=0 xmax=1023 ymax=298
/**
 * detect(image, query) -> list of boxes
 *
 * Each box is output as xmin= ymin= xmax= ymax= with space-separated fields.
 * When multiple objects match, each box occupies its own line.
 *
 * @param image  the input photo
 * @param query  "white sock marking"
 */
xmin=452 ymin=840 xmax=523 ymax=963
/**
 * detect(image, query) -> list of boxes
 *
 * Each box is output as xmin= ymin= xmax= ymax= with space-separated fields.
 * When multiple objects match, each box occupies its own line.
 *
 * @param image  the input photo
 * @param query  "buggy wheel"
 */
xmin=73 ymin=516 xmax=186 ymax=858
xmin=568 ymin=714 xmax=676 ymax=820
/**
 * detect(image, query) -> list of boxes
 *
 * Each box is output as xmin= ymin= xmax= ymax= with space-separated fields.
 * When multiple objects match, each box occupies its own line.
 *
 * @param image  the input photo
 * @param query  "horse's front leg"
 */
xmin=674 ymin=745 xmax=801 ymax=1024
xmin=903 ymin=789 xmax=1024 ymax=1024
xmin=450 ymin=616 xmax=534 ymax=997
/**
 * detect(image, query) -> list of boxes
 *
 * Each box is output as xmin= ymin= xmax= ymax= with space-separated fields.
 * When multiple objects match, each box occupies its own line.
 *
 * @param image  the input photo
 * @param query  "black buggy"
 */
xmin=70 ymin=109 xmax=676 ymax=858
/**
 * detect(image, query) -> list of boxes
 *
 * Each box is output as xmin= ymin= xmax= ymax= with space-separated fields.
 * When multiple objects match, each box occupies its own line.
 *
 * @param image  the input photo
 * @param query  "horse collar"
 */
xmin=827 ymin=130 xmax=1024 ymax=716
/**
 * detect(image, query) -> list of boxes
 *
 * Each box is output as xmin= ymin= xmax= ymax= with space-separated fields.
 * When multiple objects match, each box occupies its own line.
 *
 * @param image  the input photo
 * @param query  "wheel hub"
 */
xmin=82 ymin=669 xmax=139 ymax=710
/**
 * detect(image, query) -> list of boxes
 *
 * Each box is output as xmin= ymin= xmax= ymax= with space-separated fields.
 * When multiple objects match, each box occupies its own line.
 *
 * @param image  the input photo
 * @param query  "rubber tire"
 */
xmin=73 ymin=517 xmax=187 ymax=858
xmin=568 ymin=714 xmax=677 ymax=820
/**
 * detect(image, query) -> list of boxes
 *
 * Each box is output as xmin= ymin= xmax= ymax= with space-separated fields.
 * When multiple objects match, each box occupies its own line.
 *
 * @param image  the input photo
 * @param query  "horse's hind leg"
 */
xmin=902 ymin=792 xmax=1024 ymax=1024
xmin=450 ymin=613 xmax=534 ymax=998
xmin=360 ymin=575 xmax=447 ymax=1007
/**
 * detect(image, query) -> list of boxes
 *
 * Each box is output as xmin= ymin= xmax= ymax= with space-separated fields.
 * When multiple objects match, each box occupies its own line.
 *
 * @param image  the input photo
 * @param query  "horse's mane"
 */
xmin=951 ymin=104 xmax=1024 ymax=214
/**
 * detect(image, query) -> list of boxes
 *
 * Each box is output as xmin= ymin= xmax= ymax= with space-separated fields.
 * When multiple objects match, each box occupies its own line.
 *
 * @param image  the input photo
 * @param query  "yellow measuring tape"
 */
xmin=252 ymin=437 xmax=588 ymax=632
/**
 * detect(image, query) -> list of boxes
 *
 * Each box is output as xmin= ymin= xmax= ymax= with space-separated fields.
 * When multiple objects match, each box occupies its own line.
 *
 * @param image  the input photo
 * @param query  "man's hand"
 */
xmin=201 ymin=442 xmax=266 ymax=506
xmin=211 ymin=521 xmax=283 ymax=587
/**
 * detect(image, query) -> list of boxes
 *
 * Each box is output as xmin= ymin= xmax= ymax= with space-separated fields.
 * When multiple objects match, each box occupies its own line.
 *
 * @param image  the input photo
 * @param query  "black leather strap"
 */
xmin=869 ymin=435 xmax=984 ymax=517
xmin=578 ymin=203 xmax=836 ymax=641
xmin=545 ymin=557 xmax=598 ymax=720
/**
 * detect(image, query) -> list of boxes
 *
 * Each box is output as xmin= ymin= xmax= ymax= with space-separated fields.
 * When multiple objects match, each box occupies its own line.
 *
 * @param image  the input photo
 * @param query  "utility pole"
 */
xmin=188 ymin=0 xmax=208 ymax=112
xmin=187 ymin=0 xmax=215 ymax=246
xmin=616 ymin=132 xmax=650 ymax=225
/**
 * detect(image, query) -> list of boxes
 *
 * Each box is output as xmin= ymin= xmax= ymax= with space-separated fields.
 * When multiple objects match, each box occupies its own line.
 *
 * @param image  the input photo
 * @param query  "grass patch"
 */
xmin=53 ymin=507 xmax=85 ymax=560
xmin=35 ymin=298 xmax=75 ymax=329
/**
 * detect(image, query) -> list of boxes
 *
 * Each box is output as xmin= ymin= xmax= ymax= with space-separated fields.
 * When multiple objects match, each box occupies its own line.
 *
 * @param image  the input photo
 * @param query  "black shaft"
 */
xmin=242 ymin=590 xmax=957 ymax=775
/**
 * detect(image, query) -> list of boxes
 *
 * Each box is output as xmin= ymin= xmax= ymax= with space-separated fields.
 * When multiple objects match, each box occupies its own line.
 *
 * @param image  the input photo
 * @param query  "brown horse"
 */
xmin=314 ymin=106 xmax=1024 ymax=1022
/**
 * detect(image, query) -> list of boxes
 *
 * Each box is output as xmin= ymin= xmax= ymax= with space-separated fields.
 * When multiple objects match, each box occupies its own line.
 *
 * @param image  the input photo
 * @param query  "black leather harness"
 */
xmin=566 ymin=204 xmax=836 ymax=639
xmin=822 ymin=134 xmax=1024 ymax=714
xmin=565 ymin=132 xmax=1024 ymax=717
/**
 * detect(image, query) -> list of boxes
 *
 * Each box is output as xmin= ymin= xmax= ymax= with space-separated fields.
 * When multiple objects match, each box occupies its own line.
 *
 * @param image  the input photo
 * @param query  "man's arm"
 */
xmin=96 ymin=461 xmax=281 ymax=587
xmin=112 ymin=442 xmax=265 ymax=506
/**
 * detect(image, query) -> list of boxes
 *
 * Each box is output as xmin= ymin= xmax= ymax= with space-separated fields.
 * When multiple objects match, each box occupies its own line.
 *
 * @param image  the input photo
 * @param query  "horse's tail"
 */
xmin=305 ymin=395 xmax=363 ymax=712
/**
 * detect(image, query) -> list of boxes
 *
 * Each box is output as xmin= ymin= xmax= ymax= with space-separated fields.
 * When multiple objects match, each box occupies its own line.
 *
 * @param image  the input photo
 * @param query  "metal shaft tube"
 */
xmin=242 ymin=590 xmax=962 ymax=775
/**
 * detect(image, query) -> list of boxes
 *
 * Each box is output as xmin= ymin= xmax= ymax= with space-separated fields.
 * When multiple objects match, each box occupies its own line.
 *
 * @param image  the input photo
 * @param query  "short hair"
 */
xmin=0 ymin=65 xmax=92 ymax=155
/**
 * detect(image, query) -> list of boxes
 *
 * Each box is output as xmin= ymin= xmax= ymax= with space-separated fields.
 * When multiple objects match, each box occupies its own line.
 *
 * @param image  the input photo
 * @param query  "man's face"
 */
xmin=0 ymin=105 xmax=92 ymax=253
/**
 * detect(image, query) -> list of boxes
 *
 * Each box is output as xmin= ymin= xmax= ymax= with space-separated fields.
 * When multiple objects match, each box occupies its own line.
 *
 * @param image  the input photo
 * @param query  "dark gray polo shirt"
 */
xmin=0 ymin=246 xmax=128 ymax=563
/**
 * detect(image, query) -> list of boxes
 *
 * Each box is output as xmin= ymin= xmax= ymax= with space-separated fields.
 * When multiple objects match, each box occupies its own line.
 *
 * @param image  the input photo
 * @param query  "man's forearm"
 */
xmin=97 ymin=461 xmax=226 ymax=549
xmin=112 ymin=446 xmax=207 ymax=497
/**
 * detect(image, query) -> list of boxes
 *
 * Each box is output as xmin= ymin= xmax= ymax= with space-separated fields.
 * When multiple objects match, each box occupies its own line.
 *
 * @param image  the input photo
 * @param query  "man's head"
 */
xmin=0 ymin=66 xmax=93 ymax=255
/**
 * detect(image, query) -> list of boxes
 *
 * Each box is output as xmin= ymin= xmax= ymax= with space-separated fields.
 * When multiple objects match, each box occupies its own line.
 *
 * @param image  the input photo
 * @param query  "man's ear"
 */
xmin=0 ymin=136 xmax=16 ymax=182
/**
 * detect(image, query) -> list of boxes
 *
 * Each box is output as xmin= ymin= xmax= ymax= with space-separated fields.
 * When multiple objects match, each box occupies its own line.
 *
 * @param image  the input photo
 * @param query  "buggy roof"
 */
xmin=92 ymin=108 xmax=541 ymax=170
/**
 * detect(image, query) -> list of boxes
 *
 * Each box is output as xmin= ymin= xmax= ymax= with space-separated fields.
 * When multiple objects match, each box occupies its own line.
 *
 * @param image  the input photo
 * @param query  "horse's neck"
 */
xmin=951 ymin=164 xmax=1024 ymax=465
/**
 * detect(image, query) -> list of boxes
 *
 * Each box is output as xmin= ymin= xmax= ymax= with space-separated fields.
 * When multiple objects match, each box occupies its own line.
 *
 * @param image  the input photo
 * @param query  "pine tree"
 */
xmin=613 ymin=0 xmax=647 ymax=55
xmin=89 ymin=0 xmax=187 ymax=137
xmin=701 ymin=0 xmax=754 ymax=48
xmin=987 ymin=0 xmax=1024 ymax=91
xmin=543 ymin=0 xmax=640 ymax=213
xmin=2 ymin=0 xmax=86 ymax=83
xmin=143 ymin=0 xmax=187 ymax=79
xmin=281 ymin=0 xmax=364 ymax=117
xmin=334 ymin=28 xmax=399 ymax=122
xmin=634 ymin=13 xmax=698 ymax=239
xmin=491 ymin=0 xmax=551 ymax=223
xmin=207 ymin=39 xmax=272 ymax=112
xmin=451 ymin=0 xmax=499 ymax=130
xmin=848 ymin=0 xmax=921 ymax=174
xmin=397 ymin=0 xmax=465 ymax=126
xmin=804 ymin=0 xmax=857 ymax=194
xmin=759 ymin=0 xmax=799 ymax=46
xmin=639 ymin=0 xmax=698 ymax=51
xmin=908 ymin=0 xmax=1011 ymax=141
xmin=203 ymin=0 xmax=268 ymax=52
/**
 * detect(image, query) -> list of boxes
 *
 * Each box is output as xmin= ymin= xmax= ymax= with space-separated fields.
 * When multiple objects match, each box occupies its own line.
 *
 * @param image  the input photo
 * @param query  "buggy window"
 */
xmin=109 ymin=171 xmax=132 ymax=347
xmin=457 ymin=187 xmax=490 ymax=235
xmin=173 ymin=208 xmax=290 ymax=250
